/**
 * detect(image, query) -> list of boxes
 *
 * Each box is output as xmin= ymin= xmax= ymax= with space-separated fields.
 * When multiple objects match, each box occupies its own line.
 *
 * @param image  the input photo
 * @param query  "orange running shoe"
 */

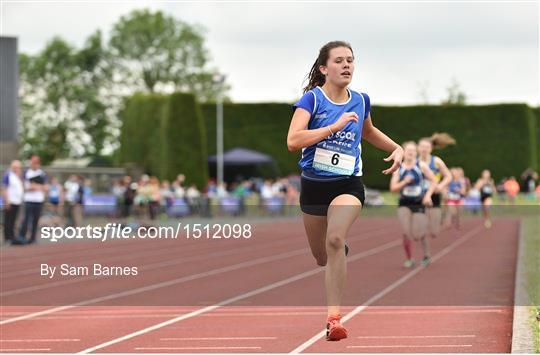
xmin=326 ymin=315 xmax=348 ymax=341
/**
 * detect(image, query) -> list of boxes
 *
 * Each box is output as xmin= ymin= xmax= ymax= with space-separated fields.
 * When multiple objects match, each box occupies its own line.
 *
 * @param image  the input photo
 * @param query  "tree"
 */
xmin=442 ymin=78 xmax=467 ymax=106
xmin=18 ymin=9 xmax=229 ymax=162
xmin=19 ymin=32 xmax=113 ymax=163
xmin=108 ymin=9 xmax=228 ymax=101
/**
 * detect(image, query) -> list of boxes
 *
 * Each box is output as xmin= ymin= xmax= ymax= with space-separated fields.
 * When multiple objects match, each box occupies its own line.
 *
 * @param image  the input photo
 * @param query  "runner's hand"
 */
xmin=403 ymin=176 xmax=414 ymax=184
xmin=382 ymin=147 xmax=404 ymax=174
xmin=422 ymin=195 xmax=433 ymax=207
xmin=331 ymin=112 xmax=358 ymax=132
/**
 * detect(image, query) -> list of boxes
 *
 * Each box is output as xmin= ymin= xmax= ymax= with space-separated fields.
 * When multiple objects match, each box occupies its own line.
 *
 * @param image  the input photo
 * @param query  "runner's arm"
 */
xmin=390 ymin=170 xmax=409 ymax=192
xmin=420 ymin=161 xmax=437 ymax=199
xmin=362 ymin=113 xmax=403 ymax=174
xmin=435 ymin=157 xmax=452 ymax=191
xmin=287 ymin=108 xmax=334 ymax=151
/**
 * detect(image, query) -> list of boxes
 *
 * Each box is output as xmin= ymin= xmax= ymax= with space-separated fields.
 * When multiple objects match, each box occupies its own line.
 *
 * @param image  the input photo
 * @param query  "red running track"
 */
xmin=0 ymin=217 xmax=519 ymax=353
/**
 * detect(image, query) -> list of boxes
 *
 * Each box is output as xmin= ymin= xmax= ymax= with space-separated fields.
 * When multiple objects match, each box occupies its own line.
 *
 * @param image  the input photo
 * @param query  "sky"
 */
xmin=1 ymin=0 xmax=539 ymax=105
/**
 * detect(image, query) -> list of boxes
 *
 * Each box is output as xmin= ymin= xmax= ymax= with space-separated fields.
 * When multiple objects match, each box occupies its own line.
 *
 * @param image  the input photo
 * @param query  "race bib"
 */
xmin=482 ymin=185 xmax=492 ymax=194
xmin=402 ymin=185 xmax=422 ymax=198
xmin=422 ymin=179 xmax=431 ymax=190
xmin=448 ymin=192 xmax=461 ymax=200
xmin=313 ymin=147 xmax=355 ymax=175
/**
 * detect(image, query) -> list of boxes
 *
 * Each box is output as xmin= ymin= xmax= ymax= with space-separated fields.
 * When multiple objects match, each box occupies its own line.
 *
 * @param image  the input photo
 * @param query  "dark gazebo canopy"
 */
xmin=208 ymin=148 xmax=275 ymax=166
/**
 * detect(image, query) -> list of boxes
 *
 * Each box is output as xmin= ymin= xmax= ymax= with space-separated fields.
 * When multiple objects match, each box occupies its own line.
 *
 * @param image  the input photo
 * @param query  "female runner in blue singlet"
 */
xmin=287 ymin=41 xmax=404 ymax=341
xmin=445 ymin=167 xmax=467 ymax=231
xmin=417 ymin=133 xmax=453 ymax=239
xmin=390 ymin=141 xmax=437 ymax=268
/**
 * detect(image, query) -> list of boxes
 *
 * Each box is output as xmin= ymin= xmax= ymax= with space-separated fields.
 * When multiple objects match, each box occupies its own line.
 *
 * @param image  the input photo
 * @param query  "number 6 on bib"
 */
xmin=313 ymin=147 xmax=355 ymax=175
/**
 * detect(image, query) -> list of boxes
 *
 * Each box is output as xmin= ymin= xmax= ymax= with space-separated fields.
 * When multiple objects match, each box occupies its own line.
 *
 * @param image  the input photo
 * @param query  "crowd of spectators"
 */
xmin=2 ymin=155 xmax=539 ymax=246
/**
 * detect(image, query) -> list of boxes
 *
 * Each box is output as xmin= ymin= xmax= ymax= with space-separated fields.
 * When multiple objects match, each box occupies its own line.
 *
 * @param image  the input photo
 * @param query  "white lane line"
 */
xmin=76 ymin=239 xmax=400 ymax=354
xmin=0 ymin=349 xmax=51 ymax=352
xmin=1 ymin=236 xmax=302 ymax=294
xmin=0 ymin=222 xmax=327 ymax=279
xmin=347 ymin=344 xmax=473 ymax=348
xmin=134 ymin=346 xmax=262 ymax=350
xmin=1 ymin=228 xmax=394 ymax=325
xmin=0 ymin=339 xmax=80 ymax=342
xmin=357 ymin=335 xmax=476 ymax=339
xmin=0 ymin=247 xmax=306 ymax=325
xmin=159 ymin=337 xmax=277 ymax=341
xmin=1 ymin=222 xmax=378 ymax=276
xmin=353 ymin=308 xmax=506 ymax=314
xmin=1 ymin=227 xmax=387 ymax=295
xmin=0 ymin=308 xmax=504 ymax=321
xmin=289 ymin=224 xmax=484 ymax=354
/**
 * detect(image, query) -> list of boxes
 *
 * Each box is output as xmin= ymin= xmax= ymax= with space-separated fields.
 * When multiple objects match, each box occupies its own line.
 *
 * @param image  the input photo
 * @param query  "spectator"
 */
xmin=186 ymin=184 xmax=201 ymax=200
xmin=83 ymin=179 xmax=93 ymax=199
xmin=172 ymin=178 xmax=185 ymax=198
xmin=503 ymin=176 xmax=520 ymax=205
xmin=285 ymin=178 xmax=299 ymax=206
xmin=496 ymin=177 xmax=507 ymax=202
xmin=521 ymin=168 xmax=538 ymax=199
xmin=111 ymin=178 xmax=125 ymax=216
xmin=216 ymin=182 xmax=228 ymax=198
xmin=48 ymin=176 xmax=64 ymax=216
xmin=272 ymin=179 xmax=285 ymax=197
xmin=135 ymin=174 xmax=151 ymax=218
xmin=64 ymin=175 xmax=83 ymax=227
xmin=260 ymin=180 xmax=274 ymax=199
xmin=159 ymin=180 xmax=174 ymax=212
xmin=18 ymin=155 xmax=48 ymax=244
xmin=171 ymin=174 xmax=186 ymax=198
xmin=186 ymin=184 xmax=201 ymax=214
xmin=122 ymin=176 xmax=136 ymax=218
xmin=205 ymin=179 xmax=217 ymax=198
xmin=148 ymin=176 xmax=161 ymax=220
xmin=2 ymin=160 xmax=24 ymax=244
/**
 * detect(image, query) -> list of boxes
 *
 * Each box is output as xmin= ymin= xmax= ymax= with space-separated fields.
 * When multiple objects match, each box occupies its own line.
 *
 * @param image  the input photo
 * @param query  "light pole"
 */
xmin=214 ymin=74 xmax=226 ymax=188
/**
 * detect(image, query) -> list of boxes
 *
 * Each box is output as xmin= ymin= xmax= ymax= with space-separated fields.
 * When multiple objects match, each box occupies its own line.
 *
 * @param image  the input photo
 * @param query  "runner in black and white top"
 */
xmin=417 ymin=133 xmax=453 ymax=239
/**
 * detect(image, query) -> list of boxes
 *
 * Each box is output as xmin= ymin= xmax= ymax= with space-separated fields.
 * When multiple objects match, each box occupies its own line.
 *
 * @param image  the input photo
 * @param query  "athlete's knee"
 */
xmin=412 ymin=231 xmax=424 ymax=241
xmin=326 ymin=232 xmax=345 ymax=251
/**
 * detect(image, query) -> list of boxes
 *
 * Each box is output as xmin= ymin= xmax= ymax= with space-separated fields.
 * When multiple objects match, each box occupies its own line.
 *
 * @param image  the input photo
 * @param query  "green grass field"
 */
xmin=378 ymin=191 xmax=540 ymax=206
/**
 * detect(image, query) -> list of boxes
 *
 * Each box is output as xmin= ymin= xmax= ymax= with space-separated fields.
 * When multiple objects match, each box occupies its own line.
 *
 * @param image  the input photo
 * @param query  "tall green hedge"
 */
xmin=361 ymin=104 xmax=537 ymax=188
xmin=120 ymin=94 xmax=537 ymax=190
xmin=119 ymin=92 xmax=208 ymax=188
xmin=201 ymin=103 xmax=295 ymax=177
xmin=161 ymin=93 xmax=208 ymax=188
xmin=201 ymin=103 xmax=538 ymax=189
xmin=119 ymin=93 xmax=167 ymax=176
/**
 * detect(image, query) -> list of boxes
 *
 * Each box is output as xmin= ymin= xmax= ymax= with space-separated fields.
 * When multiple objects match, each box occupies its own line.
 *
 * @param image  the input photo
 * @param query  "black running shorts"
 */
xmin=300 ymin=176 xmax=365 ymax=216
xmin=398 ymin=197 xmax=425 ymax=214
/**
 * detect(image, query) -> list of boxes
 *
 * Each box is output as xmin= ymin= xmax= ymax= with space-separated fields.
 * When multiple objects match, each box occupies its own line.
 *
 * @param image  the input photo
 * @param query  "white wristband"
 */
xmin=327 ymin=126 xmax=334 ymax=135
